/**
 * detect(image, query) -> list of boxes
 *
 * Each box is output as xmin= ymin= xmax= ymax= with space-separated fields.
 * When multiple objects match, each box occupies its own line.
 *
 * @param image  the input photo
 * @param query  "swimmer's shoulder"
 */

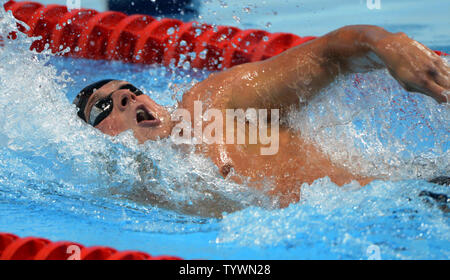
xmin=180 ymin=64 xmax=251 ymax=112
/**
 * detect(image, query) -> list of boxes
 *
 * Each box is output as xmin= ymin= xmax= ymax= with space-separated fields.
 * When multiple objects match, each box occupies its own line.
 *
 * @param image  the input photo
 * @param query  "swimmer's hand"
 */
xmin=373 ymin=32 xmax=450 ymax=103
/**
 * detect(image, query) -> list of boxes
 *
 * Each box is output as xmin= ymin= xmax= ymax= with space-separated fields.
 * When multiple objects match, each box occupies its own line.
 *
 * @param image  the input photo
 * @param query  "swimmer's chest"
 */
xmin=181 ymin=92 xmax=363 ymax=191
xmin=201 ymin=127 xmax=341 ymax=186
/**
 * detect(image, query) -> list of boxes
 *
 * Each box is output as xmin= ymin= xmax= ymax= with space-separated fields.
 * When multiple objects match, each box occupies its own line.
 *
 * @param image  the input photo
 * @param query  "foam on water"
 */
xmin=0 ymin=3 xmax=449 ymax=259
xmin=218 ymin=178 xmax=449 ymax=259
xmin=287 ymin=69 xmax=450 ymax=179
xmin=0 ymin=7 xmax=272 ymax=219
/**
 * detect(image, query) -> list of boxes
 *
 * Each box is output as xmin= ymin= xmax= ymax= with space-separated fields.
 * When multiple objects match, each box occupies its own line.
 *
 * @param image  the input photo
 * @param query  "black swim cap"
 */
xmin=73 ymin=79 xmax=115 ymax=123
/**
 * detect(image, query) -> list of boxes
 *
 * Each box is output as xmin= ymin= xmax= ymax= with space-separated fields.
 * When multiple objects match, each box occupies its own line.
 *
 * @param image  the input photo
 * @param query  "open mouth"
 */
xmin=136 ymin=105 xmax=161 ymax=127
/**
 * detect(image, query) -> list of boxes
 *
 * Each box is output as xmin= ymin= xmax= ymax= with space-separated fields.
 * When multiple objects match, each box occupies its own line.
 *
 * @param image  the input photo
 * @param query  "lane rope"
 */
xmin=0 ymin=232 xmax=182 ymax=260
xmin=2 ymin=0 xmax=447 ymax=69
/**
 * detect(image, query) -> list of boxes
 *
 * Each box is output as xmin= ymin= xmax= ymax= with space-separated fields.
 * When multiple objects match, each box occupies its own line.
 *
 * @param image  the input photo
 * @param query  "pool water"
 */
xmin=0 ymin=0 xmax=449 ymax=259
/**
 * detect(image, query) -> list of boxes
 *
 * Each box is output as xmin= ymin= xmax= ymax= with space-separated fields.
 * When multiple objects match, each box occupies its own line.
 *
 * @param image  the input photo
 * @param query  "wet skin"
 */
xmin=83 ymin=25 xmax=450 ymax=207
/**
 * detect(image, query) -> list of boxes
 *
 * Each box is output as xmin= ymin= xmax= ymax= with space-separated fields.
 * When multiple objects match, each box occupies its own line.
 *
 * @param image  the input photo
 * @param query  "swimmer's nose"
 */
xmin=116 ymin=91 xmax=136 ymax=111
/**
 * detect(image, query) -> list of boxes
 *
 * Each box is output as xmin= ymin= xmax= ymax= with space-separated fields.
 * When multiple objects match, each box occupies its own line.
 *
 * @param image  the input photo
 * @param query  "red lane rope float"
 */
xmin=2 ymin=0 xmax=319 ymax=70
xmin=0 ymin=233 xmax=183 ymax=260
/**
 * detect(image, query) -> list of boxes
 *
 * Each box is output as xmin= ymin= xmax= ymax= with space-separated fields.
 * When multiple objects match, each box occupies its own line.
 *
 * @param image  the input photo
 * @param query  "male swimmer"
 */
xmin=73 ymin=25 xmax=450 ymax=206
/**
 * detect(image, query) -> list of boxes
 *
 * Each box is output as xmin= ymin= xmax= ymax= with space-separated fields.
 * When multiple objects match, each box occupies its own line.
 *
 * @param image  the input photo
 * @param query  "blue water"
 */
xmin=0 ymin=1 xmax=449 ymax=259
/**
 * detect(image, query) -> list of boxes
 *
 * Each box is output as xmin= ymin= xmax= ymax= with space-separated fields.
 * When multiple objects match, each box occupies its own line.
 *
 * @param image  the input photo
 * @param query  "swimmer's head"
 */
xmin=73 ymin=80 xmax=174 ymax=143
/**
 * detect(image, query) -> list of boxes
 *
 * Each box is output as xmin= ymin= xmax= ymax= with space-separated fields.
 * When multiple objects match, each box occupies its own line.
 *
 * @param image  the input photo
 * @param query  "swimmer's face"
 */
xmin=83 ymin=80 xmax=173 ymax=143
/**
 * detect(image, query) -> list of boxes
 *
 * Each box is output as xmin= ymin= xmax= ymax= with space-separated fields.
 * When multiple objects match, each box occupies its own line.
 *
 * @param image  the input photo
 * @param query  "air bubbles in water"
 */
xmin=287 ymin=69 xmax=450 ymax=179
xmin=167 ymin=27 xmax=175 ymax=35
xmin=219 ymin=0 xmax=228 ymax=8
xmin=0 ymin=7 xmax=272 ymax=218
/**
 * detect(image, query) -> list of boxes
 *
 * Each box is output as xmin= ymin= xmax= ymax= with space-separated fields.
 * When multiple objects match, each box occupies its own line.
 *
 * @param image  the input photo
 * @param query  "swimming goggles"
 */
xmin=88 ymin=84 xmax=144 ymax=127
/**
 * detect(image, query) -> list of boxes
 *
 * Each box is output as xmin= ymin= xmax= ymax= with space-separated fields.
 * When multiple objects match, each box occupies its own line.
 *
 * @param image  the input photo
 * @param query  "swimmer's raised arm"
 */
xmin=187 ymin=25 xmax=449 ymax=114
